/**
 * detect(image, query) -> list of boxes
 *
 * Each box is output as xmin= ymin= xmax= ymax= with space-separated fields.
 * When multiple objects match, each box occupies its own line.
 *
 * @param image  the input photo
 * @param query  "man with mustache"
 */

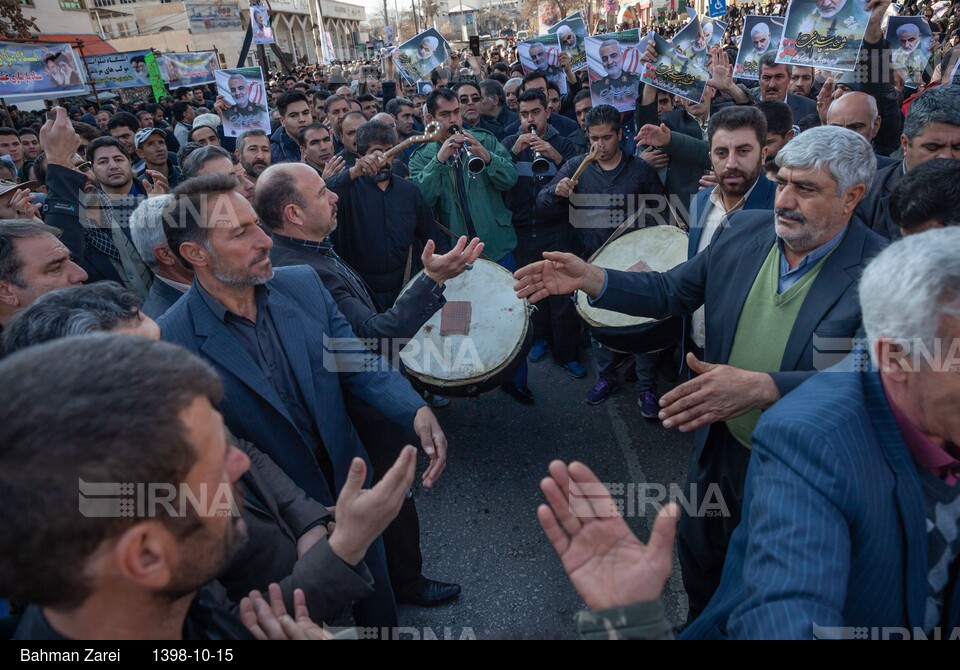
xmin=515 ymin=126 xmax=886 ymax=622
xmin=222 ymin=73 xmax=267 ymax=132
xmin=236 ymin=128 xmax=271 ymax=184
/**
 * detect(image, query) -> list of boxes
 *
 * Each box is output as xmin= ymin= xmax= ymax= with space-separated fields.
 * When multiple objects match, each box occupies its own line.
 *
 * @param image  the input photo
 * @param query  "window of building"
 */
xmin=60 ymin=0 xmax=85 ymax=10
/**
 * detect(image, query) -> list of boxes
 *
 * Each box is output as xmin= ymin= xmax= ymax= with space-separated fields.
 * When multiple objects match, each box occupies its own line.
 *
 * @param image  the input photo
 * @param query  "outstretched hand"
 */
xmin=513 ymin=251 xmax=603 ymax=304
xmin=538 ymin=460 xmax=679 ymax=611
xmin=422 ymin=235 xmax=484 ymax=286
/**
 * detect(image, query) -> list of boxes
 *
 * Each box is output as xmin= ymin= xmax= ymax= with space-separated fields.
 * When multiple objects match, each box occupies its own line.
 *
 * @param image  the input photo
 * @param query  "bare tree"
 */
xmin=0 ymin=0 xmax=38 ymax=38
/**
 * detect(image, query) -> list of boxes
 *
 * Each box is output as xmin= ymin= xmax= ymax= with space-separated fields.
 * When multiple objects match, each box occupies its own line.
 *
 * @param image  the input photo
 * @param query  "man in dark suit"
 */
xmin=536 ymin=231 xmax=960 ymax=640
xmin=254 ymin=161 xmax=481 ymax=607
xmin=157 ymin=173 xmax=449 ymax=628
xmin=514 ymin=126 xmax=887 ymax=621
xmin=855 ymin=84 xmax=960 ymax=240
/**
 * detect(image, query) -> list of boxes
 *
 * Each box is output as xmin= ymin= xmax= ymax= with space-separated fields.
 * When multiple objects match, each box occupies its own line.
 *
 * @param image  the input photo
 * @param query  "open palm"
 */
xmin=538 ymin=461 xmax=678 ymax=611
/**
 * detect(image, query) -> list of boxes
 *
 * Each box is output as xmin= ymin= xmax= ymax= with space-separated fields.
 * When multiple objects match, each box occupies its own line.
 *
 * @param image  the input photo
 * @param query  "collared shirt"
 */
xmin=686 ymin=109 xmax=710 ymax=140
xmin=777 ymin=224 xmax=846 ymax=293
xmin=195 ymin=280 xmax=327 ymax=477
xmin=156 ymin=274 xmax=192 ymax=293
xmin=886 ymin=383 xmax=960 ymax=486
xmin=691 ymin=178 xmax=760 ymax=349
xmin=271 ymin=233 xmax=373 ymax=301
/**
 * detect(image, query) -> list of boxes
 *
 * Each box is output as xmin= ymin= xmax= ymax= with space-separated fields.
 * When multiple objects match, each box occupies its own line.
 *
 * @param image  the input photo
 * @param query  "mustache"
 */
xmin=720 ymin=169 xmax=747 ymax=179
xmin=775 ymin=208 xmax=807 ymax=224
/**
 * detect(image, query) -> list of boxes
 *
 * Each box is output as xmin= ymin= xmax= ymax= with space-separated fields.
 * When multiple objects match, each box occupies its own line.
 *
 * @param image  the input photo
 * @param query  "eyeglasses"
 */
xmin=459 ymin=95 xmax=482 ymax=104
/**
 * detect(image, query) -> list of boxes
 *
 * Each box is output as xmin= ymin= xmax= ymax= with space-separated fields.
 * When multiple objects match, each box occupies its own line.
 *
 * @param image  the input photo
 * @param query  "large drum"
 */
xmin=575 ymin=226 xmax=688 ymax=354
xmin=399 ymin=259 xmax=533 ymax=397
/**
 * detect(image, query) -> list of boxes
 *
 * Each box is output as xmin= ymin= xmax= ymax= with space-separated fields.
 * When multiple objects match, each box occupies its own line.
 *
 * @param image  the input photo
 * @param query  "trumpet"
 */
xmin=448 ymin=124 xmax=485 ymax=175
xmin=529 ymin=124 xmax=550 ymax=175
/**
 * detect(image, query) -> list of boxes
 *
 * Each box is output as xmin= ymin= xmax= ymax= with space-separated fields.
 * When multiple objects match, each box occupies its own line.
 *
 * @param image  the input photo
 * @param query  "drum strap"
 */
xmin=433 ymin=219 xmax=493 ymax=263
xmin=587 ymin=204 xmax=649 ymax=263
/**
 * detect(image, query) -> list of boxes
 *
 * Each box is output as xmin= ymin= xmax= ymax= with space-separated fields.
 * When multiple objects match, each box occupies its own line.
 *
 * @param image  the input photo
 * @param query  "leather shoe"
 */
xmin=398 ymin=579 xmax=462 ymax=607
xmin=501 ymin=382 xmax=534 ymax=404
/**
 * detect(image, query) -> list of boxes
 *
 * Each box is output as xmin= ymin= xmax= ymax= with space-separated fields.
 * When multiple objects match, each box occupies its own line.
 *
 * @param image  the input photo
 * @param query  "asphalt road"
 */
xmin=396 ymin=348 xmax=694 ymax=640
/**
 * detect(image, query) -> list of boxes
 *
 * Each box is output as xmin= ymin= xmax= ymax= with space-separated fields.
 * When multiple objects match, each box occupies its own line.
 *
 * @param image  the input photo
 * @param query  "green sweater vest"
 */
xmin=725 ymin=243 xmax=833 ymax=448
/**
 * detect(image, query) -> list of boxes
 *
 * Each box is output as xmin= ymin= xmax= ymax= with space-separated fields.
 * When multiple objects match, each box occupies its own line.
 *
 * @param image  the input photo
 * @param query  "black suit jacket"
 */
xmin=854 ymin=159 xmax=903 ymax=240
xmin=269 ymin=235 xmax=445 ymax=344
xmin=140 ymin=277 xmax=186 ymax=319
xmin=592 ymin=210 xmax=887 ymax=462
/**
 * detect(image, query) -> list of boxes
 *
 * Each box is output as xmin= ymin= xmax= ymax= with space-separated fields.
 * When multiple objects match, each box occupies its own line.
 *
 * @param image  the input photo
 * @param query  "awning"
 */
xmin=30 ymin=33 xmax=118 ymax=57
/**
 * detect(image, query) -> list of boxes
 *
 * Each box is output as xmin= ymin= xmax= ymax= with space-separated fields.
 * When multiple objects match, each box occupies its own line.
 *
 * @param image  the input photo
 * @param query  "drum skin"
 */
xmin=576 ymin=226 xmax=688 ymax=354
xmin=399 ymin=259 xmax=533 ymax=397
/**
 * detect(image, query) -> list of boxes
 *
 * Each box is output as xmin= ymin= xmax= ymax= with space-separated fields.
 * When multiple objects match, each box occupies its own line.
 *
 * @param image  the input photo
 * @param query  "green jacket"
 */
xmin=409 ymin=127 xmax=518 ymax=262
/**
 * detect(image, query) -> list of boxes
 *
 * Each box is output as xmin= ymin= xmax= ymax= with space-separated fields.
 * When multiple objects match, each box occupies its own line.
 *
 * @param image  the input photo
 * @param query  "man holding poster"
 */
xmin=588 ymin=35 xmax=643 ymax=111
xmin=520 ymin=36 xmax=568 ymax=94
xmin=215 ymin=68 xmax=270 ymax=137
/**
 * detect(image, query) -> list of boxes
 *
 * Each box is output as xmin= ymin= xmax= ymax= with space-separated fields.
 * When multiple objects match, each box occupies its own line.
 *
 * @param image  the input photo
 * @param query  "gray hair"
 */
xmin=860 ymin=227 xmax=960 ymax=365
xmin=181 ymin=144 xmax=233 ymax=180
xmin=2 ymin=282 xmax=142 ymax=357
xmin=903 ymin=85 xmax=960 ymax=139
xmin=505 ymin=77 xmax=522 ymax=92
xmin=776 ymin=125 xmax=877 ymax=195
xmin=128 ymin=194 xmax=174 ymax=270
xmin=751 ymin=22 xmax=770 ymax=38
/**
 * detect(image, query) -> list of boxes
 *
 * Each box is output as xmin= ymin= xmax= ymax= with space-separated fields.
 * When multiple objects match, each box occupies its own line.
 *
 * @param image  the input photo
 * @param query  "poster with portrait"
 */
xmin=0 ymin=41 xmax=86 ymax=100
xmin=215 ymin=67 xmax=270 ymax=137
xmin=159 ymin=51 xmax=219 ymax=88
xmin=585 ymin=28 xmax=644 ymax=112
xmin=392 ymin=28 xmax=451 ymax=85
xmin=672 ymin=8 xmax=728 ymax=69
xmin=548 ymin=11 xmax=589 ymax=72
xmin=518 ymin=34 xmax=568 ymax=94
xmin=639 ymin=32 xmax=710 ymax=104
xmin=776 ymin=0 xmax=871 ymax=71
xmin=538 ymin=0 xmax=563 ymax=34
xmin=885 ymin=16 xmax=932 ymax=89
xmin=734 ymin=15 xmax=784 ymax=80
xmin=185 ymin=1 xmax=242 ymax=33
xmin=84 ymin=50 xmax=153 ymax=91
xmin=250 ymin=5 xmax=275 ymax=46
xmin=417 ymin=80 xmax=434 ymax=95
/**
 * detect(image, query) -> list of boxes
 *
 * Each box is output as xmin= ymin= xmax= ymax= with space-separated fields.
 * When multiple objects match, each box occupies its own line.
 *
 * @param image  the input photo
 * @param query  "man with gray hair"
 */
xmin=537 ymin=229 xmax=960 ymax=639
xmin=504 ymin=77 xmax=522 ymax=112
xmin=514 ymin=125 xmax=888 ymax=621
xmin=129 ymin=194 xmax=193 ymax=319
xmin=856 ymin=84 xmax=960 ymax=240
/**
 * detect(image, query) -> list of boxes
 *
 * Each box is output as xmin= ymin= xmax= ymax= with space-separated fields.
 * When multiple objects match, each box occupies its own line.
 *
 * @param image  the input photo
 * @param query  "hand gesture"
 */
xmin=327 ymin=446 xmax=417 ymax=564
xmin=214 ymin=95 xmax=228 ymax=115
xmin=9 ymin=188 xmax=42 ymax=222
xmin=698 ymin=169 xmax=718 ymax=190
xmin=640 ymin=39 xmax=658 ymax=64
xmin=706 ymin=46 xmax=734 ymax=93
xmin=512 ymin=132 xmax=536 ymax=154
xmin=422 ymin=235 xmax=484 ymax=286
xmin=513 ymin=251 xmax=597 ymax=303
xmin=554 ymin=177 xmax=578 ymax=199
xmin=634 ymin=123 xmax=671 ymax=148
xmin=240 ymin=584 xmax=332 ymax=640
xmin=656 ymin=353 xmax=780 ymax=432
xmin=142 ymin=170 xmax=170 ymax=197
xmin=538 ymin=460 xmax=679 ymax=610
xmin=321 ymin=154 xmax=346 ymax=179
xmin=817 ymin=77 xmax=835 ymax=123
xmin=412 ymin=407 xmax=447 ymax=487
xmin=39 ymin=106 xmax=81 ymax=168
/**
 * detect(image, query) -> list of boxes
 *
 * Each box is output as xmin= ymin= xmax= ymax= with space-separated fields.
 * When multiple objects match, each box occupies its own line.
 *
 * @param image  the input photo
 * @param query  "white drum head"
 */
xmin=576 ymin=226 xmax=688 ymax=328
xmin=400 ymin=259 xmax=530 ymax=387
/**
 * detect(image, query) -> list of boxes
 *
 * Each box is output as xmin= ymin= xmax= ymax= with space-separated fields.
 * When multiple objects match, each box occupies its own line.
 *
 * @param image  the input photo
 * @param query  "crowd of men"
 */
xmin=0 ymin=0 xmax=959 ymax=640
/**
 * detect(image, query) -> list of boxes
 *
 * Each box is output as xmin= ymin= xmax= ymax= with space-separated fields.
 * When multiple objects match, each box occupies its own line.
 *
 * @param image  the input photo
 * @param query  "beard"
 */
xmin=242 ymin=160 xmax=268 ymax=178
xmin=207 ymin=245 xmax=274 ymax=287
xmin=718 ymin=162 xmax=761 ymax=200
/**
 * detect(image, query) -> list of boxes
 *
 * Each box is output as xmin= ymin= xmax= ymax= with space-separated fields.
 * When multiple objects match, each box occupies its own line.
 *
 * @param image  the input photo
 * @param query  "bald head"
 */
xmin=372 ymin=112 xmax=397 ymax=133
xmin=253 ymin=162 xmax=339 ymax=241
xmin=826 ymin=91 xmax=881 ymax=142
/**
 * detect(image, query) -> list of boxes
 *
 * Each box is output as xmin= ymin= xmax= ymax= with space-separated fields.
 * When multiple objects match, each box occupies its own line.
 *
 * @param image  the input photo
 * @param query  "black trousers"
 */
xmin=677 ymin=422 xmax=752 ymax=625
xmin=365 ymin=427 xmax=425 ymax=601
xmin=514 ymin=225 xmax=581 ymax=363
